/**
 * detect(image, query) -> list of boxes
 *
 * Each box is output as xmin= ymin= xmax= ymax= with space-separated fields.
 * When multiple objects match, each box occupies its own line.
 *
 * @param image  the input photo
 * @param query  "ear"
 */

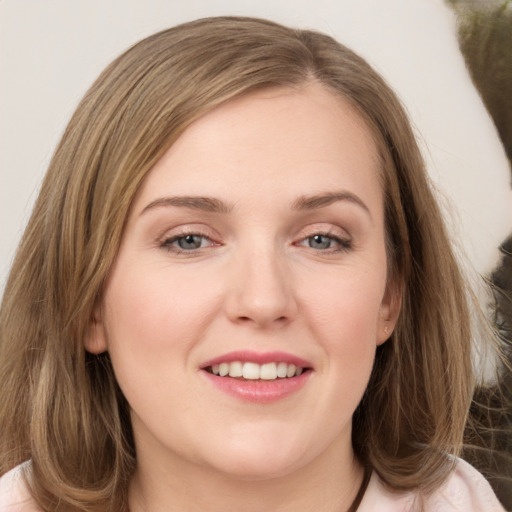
xmin=84 ymin=302 xmax=108 ymax=354
xmin=376 ymin=278 xmax=402 ymax=346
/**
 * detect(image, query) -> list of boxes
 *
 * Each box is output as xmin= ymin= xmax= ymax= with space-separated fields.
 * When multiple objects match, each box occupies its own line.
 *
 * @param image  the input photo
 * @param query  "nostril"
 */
xmin=236 ymin=314 xmax=289 ymax=325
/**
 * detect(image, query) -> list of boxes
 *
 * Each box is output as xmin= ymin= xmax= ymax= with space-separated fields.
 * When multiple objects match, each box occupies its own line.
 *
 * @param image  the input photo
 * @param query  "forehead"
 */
xmin=132 ymin=83 xmax=382 ymax=214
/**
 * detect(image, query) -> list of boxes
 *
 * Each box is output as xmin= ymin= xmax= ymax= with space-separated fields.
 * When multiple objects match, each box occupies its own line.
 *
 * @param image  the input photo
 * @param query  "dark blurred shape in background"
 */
xmin=447 ymin=1 xmax=512 ymax=508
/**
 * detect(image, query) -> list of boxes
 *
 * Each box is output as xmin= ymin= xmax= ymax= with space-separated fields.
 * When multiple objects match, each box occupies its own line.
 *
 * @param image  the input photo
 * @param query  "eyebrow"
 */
xmin=140 ymin=196 xmax=233 ymax=215
xmin=140 ymin=191 xmax=370 ymax=217
xmin=291 ymin=191 xmax=371 ymax=217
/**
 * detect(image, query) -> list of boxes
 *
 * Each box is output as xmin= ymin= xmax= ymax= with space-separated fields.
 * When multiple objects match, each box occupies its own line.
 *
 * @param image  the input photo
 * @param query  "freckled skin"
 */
xmin=86 ymin=83 xmax=399 ymax=511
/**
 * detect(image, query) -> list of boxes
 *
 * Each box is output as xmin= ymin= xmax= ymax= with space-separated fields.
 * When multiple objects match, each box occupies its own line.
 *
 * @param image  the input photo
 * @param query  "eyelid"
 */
xmin=294 ymin=223 xmax=351 ymax=241
xmin=158 ymin=225 xmax=221 ymax=254
xmin=158 ymin=223 xmax=217 ymax=241
xmin=166 ymin=233 xmax=212 ymax=247
xmin=297 ymin=233 xmax=351 ymax=251
xmin=293 ymin=224 xmax=353 ymax=252
xmin=155 ymin=223 xmax=352 ymax=255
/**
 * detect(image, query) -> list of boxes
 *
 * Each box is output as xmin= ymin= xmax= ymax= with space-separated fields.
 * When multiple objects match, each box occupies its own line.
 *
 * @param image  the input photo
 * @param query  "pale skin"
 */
xmin=86 ymin=82 xmax=401 ymax=512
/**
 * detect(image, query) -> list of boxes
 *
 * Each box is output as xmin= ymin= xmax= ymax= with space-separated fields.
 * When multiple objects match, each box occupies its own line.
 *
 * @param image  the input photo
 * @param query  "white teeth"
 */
xmin=208 ymin=361 xmax=306 ymax=380
xmin=219 ymin=362 xmax=229 ymax=377
xmin=276 ymin=362 xmax=288 ymax=378
xmin=242 ymin=362 xmax=260 ymax=380
xmin=260 ymin=362 xmax=277 ymax=380
xmin=228 ymin=361 xmax=243 ymax=378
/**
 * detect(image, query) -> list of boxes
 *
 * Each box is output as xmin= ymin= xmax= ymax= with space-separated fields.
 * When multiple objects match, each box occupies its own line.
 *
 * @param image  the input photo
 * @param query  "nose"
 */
xmin=224 ymin=245 xmax=297 ymax=328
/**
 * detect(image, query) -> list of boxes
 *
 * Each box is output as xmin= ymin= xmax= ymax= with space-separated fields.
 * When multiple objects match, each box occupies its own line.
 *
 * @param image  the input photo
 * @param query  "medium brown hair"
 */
xmin=0 ymin=16 xmax=476 ymax=511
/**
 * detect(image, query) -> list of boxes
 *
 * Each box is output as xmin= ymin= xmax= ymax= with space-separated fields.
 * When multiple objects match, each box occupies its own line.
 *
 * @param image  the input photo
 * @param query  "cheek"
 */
xmin=298 ymin=266 xmax=386 ymax=374
xmin=103 ymin=261 xmax=220 ymax=354
xmin=304 ymin=269 xmax=385 ymax=333
xmin=100 ymin=263 xmax=221 ymax=422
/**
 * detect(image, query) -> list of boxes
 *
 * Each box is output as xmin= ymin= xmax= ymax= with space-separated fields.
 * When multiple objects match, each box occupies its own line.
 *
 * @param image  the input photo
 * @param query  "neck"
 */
xmin=128 ymin=437 xmax=364 ymax=512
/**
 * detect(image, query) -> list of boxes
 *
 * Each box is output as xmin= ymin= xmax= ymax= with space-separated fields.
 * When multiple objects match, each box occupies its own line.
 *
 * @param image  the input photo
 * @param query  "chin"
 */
xmin=210 ymin=453 xmax=304 ymax=482
xmin=199 ymin=431 xmax=312 ymax=481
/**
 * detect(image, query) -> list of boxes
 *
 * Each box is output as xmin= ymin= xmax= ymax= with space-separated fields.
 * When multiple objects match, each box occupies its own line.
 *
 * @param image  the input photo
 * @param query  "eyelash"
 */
xmin=297 ymin=232 xmax=352 ymax=253
xmin=160 ymin=230 xmax=352 ymax=255
xmin=161 ymin=232 xmax=217 ymax=254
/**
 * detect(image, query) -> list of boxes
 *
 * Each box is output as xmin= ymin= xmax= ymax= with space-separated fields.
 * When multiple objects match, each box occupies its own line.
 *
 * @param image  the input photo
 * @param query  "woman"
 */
xmin=0 ymin=16 xmax=506 ymax=512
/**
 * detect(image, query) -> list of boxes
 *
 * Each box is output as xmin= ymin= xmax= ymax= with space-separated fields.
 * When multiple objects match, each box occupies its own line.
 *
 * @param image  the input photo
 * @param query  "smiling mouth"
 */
xmin=205 ymin=361 xmax=310 ymax=381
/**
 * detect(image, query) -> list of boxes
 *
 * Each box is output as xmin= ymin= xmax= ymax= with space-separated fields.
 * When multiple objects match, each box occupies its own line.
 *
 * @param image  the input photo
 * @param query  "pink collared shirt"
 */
xmin=0 ymin=458 xmax=507 ymax=511
xmin=358 ymin=458 xmax=506 ymax=512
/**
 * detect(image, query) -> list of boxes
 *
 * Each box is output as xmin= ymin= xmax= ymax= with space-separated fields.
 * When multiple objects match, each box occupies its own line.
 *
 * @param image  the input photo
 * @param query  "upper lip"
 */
xmin=200 ymin=350 xmax=313 ymax=369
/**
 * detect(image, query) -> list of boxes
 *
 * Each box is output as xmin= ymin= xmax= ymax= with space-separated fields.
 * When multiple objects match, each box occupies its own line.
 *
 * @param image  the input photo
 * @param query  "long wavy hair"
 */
xmin=0 ymin=16 xmax=481 ymax=511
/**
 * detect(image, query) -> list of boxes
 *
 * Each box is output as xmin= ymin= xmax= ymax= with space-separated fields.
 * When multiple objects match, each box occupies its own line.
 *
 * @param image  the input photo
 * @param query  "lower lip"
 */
xmin=202 ymin=371 xmax=311 ymax=403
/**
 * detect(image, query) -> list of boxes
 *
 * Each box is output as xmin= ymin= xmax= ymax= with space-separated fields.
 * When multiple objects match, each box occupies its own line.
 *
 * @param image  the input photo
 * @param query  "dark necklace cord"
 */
xmin=347 ymin=466 xmax=372 ymax=512
xmin=128 ymin=466 xmax=372 ymax=512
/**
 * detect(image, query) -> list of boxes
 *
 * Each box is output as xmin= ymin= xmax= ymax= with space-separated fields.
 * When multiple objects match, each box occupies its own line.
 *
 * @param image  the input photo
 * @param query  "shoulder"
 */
xmin=422 ymin=458 xmax=506 ymax=512
xmin=359 ymin=457 xmax=506 ymax=512
xmin=0 ymin=463 xmax=42 ymax=512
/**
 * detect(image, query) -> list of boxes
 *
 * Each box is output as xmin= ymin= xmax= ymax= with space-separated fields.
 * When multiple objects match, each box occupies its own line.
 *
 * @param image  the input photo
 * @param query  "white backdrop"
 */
xmin=1 ymin=0 xmax=511 ymax=297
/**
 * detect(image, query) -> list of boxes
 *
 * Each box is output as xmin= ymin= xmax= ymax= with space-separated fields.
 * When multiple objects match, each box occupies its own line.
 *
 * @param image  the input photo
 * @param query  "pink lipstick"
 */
xmin=200 ymin=351 xmax=313 ymax=403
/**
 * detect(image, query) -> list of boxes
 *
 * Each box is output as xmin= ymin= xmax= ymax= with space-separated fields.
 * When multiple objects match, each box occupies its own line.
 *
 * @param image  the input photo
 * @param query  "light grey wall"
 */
xmin=1 ymin=0 xmax=511 ymax=298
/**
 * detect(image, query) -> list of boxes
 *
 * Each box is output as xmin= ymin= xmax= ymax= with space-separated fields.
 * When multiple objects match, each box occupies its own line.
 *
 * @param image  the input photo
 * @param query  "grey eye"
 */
xmin=176 ymin=234 xmax=205 ymax=250
xmin=307 ymin=234 xmax=334 ymax=250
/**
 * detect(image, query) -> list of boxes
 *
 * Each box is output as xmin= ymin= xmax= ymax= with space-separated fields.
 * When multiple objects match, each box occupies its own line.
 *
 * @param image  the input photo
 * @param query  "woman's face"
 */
xmin=87 ymin=83 xmax=399 ymax=480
